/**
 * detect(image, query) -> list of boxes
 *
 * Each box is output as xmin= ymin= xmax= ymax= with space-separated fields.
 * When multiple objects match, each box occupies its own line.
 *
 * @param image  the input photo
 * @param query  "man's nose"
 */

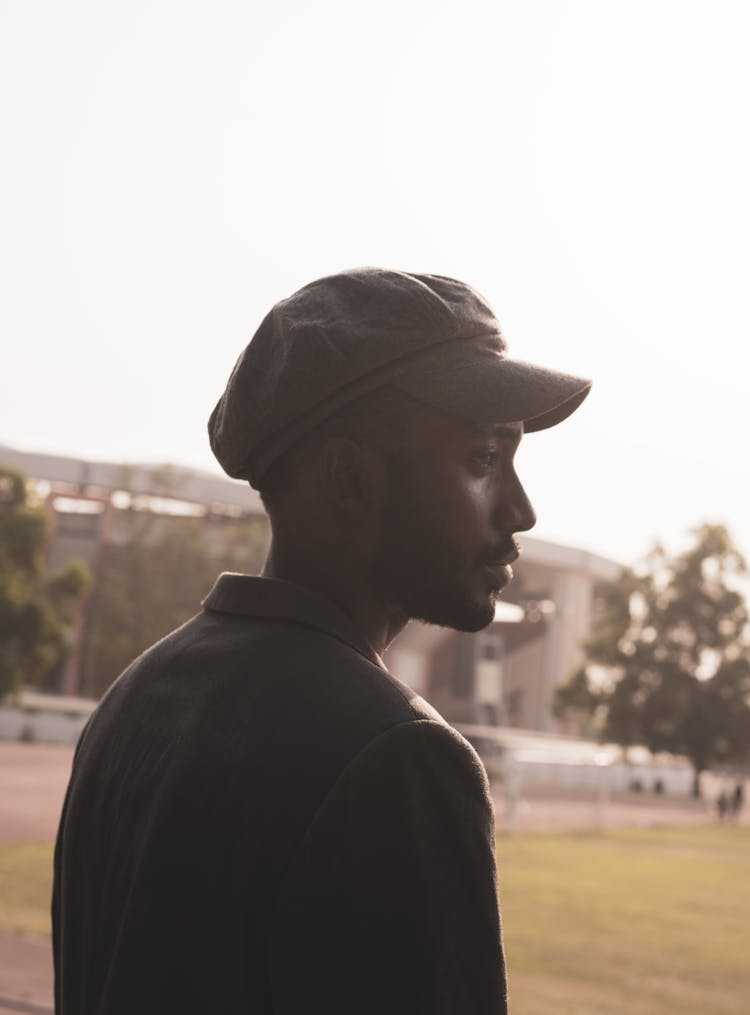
xmin=494 ymin=469 xmax=536 ymax=533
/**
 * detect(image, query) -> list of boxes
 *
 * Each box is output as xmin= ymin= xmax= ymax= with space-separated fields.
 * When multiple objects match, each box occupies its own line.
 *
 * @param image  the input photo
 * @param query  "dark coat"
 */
xmin=53 ymin=574 xmax=508 ymax=1013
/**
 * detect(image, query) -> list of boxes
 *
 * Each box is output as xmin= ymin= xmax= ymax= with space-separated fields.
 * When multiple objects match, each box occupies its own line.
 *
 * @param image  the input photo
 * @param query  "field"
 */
xmin=0 ymin=842 xmax=54 ymax=938
xmin=2 ymin=825 xmax=749 ymax=1013
xmin=498 ymin=825 xmax=750 ymax=1015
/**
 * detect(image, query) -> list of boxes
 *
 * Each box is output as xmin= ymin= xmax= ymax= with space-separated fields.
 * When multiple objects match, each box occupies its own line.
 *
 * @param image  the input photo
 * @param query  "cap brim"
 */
xmin=395 ymin=356 xmax=591 ymax=432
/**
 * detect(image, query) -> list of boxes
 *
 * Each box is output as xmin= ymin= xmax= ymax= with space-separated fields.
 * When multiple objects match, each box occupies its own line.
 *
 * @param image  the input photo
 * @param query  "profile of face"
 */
xmin=372 ymin=401 xmax=537 ymax=632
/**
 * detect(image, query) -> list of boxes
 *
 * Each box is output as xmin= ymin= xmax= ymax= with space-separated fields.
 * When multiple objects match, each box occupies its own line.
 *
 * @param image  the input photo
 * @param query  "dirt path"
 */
xmin=0 ymin=933 xmax=53 ymax=1014
xmin=490 ymin=780 xmax=728 ymax=833
xmin=0 ymin=744 xmax=74 ymax=845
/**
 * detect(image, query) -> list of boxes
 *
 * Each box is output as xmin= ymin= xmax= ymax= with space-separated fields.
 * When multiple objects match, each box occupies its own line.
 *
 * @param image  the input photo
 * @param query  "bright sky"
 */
xmin=2 ymin=0 xmax=748 ymax=567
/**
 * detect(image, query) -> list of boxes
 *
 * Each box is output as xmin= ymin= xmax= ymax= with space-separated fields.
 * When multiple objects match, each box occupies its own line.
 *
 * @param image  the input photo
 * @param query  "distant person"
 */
xmin=717 ymin=788 xmax=729 ymax=822
xmin=53 ymin=268 xmax=591 ymax=1014
xmin=732 ymin=781 xmax=744 ymax=820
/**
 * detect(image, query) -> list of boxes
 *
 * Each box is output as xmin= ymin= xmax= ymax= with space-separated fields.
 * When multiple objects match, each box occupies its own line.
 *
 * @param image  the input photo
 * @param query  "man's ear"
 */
xmin=319 ymin=438 xmax=384 ymax=514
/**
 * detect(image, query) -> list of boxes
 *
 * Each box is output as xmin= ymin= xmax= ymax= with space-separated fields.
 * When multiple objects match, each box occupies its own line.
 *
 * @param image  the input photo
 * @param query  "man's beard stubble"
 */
xmin=373 ymin=498 xmax=496 ymax=634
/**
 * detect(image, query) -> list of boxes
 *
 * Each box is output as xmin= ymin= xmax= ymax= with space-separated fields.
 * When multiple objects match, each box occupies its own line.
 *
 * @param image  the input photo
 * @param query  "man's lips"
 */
xmin=483 ymin=540 xmax=520 ymax=589
xmin=485 ymin=538 xmax=520 ymax=569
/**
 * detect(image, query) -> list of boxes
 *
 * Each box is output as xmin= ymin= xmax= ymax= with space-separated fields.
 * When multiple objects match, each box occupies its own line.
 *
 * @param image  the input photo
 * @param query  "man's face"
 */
xmin=372 ymin=401 xmax=536 ymax=632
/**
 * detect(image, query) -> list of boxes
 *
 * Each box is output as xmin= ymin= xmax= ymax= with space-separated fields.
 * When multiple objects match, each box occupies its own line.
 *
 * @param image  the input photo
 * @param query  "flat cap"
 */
xmin=209 ymin=268 xmax=591 ymax=487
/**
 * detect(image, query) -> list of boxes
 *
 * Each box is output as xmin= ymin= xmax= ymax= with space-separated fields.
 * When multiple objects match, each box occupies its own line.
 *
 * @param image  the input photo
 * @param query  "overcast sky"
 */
xmin=2 ymin=0 xmax=748 ymax=567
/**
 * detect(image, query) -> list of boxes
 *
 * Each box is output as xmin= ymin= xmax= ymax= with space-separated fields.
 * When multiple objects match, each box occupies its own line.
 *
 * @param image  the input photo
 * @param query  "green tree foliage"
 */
xmin=554 ymin=524 xmax=750 ymax=795
xmin=80 ymin=483 xmax=268 ymax=698
xmin=0 ymin=467 xmax=89 ymax=699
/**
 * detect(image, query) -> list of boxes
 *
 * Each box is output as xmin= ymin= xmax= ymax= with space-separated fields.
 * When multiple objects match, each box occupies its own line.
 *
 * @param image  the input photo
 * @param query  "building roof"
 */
xmin=0 ymin=444 xmax=263 ymax=515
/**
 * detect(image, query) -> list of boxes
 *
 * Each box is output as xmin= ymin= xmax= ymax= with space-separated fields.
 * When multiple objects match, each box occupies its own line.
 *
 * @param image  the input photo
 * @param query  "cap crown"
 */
xmin=209 ymin=268 xmax=502 ymax=481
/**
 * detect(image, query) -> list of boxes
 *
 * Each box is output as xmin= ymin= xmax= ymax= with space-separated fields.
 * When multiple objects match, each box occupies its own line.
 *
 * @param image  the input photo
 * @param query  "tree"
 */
xmin=79 ymin=475 xmax=268 ymax=698
xmin=0 ymin=466 xmax=89 ymax=699
xmin=554 ymin=524 xmax=750 ymax=795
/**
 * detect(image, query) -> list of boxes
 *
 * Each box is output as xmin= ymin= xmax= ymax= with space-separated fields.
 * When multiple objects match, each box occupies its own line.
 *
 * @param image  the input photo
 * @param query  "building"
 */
xmin=1 ymin=445 xmax=619 ymax=733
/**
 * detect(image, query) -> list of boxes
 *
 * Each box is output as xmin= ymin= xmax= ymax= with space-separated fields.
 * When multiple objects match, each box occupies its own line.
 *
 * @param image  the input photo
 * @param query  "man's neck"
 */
xmin=262 ymin=544 xmax=408 ymax=657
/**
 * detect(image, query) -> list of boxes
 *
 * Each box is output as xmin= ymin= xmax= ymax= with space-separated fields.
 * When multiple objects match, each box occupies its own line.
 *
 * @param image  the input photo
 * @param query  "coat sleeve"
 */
xmin=268 ymin=718 xmax=508 ymax=1014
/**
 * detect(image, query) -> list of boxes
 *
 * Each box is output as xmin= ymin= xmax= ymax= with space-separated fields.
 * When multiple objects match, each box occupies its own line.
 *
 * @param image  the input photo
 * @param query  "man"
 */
xmin=53 ymin=268 xmax=591 ymax=1013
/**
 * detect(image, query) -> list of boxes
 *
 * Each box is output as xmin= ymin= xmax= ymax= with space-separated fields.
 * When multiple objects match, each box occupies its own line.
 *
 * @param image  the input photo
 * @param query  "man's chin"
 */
xmin=416 ymin=594 xmax=496 ymax=633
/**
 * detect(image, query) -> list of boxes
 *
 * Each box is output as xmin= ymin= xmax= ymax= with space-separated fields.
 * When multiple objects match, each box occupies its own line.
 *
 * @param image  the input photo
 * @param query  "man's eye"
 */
xmin=473 ymin=450 xmax=499 ymax=470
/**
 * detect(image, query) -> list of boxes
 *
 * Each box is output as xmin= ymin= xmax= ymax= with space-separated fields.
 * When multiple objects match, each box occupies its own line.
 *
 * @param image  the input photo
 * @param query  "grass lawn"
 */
xmin=498 ymin=824 xmax=750 ymax=1015
xmin=0 ymin=842 xmax=54 ymax=937
xmin=1 ymin=826 xmax=748 ymax=1012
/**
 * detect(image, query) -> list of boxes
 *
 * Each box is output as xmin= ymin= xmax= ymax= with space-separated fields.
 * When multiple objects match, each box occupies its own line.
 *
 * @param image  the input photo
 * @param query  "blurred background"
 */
xmin=1 ymin=2 xmax=749 ymax=1013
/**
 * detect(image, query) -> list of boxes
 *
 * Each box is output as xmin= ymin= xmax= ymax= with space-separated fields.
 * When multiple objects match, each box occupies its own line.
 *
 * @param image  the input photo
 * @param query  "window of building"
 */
xmin=55 ymin=511 xmax=101 ymax=538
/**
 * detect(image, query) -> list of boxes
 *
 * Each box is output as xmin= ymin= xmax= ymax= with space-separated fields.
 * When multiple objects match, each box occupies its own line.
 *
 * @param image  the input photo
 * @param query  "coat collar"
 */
xmin=202 ymin=573 xmax=387 ymax=671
